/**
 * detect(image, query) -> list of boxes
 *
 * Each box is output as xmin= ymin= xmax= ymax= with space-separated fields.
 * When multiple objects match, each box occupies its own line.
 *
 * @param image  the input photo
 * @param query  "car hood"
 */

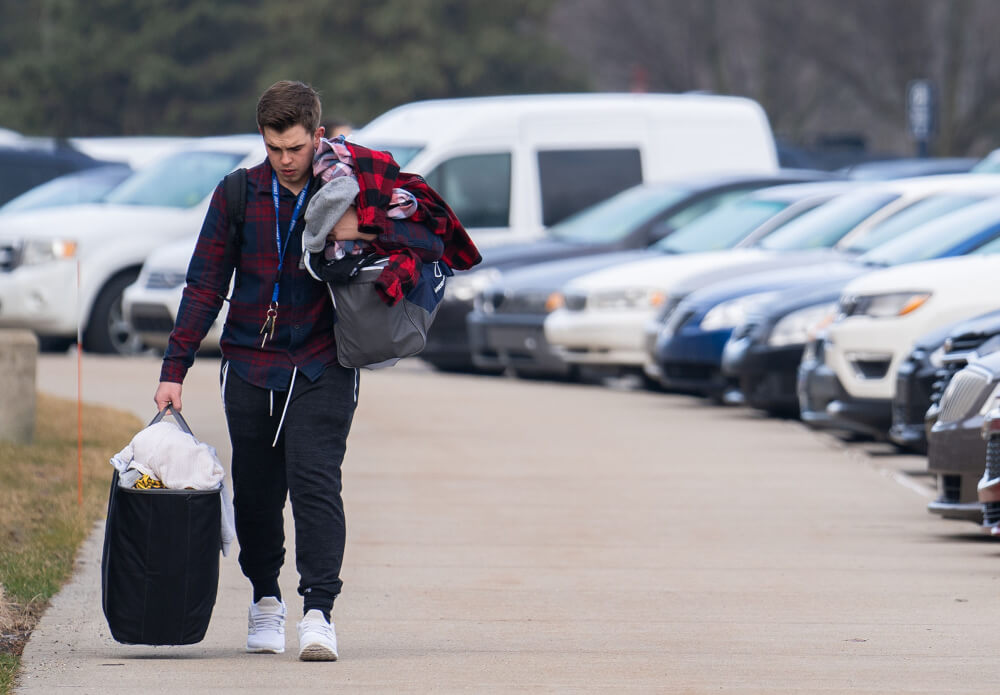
xmin=942 ymin=308 xmax=1000 ymax=343
xmin=490 ymin=249 xmax=654 ymax=294
xmin=670 ymin=249 xmax=856 ymax=298
xmin=563 ymin=248 xmax=786 ymax=294
xmin=753 ymin=271 xmax=870 ymax=322
xmin=140 ymin=235 xmax=199 ymax=270
xmin=0 ymin=202 xmax=202 ymax=242
xmin=477 ymin=238 xmax=614 ymax=271
xmin=681 ymin=258 xmax=865 ymax=311
xmin=841 ymin=255 xmax=1000 ymax=295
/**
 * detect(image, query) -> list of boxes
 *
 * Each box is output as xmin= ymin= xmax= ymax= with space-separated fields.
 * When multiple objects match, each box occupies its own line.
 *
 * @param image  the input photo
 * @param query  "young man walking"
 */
xmin=154 ymin=81 xmax=405 ymax=661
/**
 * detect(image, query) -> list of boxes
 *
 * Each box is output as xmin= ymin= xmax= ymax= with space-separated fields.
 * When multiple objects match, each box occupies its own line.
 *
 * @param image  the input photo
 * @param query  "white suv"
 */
xmin=0 ymin=135 xmax=262 ymax=353
xmin=123 ymin=235 xmax=226 ymax=353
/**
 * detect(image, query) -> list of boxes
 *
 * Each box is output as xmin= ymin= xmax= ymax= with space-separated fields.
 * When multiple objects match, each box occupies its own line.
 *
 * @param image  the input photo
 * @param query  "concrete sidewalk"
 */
xmin=16 ymin=353 xmax=1000 ymax=693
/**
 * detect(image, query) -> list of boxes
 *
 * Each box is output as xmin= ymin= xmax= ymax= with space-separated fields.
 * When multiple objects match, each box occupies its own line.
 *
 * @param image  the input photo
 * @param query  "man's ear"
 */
xmin=314 ymin=126 xmax=326 ymax=147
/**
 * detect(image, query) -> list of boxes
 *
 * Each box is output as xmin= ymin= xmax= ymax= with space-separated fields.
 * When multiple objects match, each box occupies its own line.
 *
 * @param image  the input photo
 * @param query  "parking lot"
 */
xmin=17 ymin=352 xmax=1000 ymax=693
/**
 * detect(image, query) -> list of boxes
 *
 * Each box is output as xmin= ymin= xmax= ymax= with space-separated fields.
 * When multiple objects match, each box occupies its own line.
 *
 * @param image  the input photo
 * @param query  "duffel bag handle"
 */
xmin=148 ymin=405 xmax=194 ymax=436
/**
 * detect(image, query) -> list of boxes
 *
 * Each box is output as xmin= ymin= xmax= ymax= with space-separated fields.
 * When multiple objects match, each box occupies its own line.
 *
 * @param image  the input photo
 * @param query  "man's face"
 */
xmin=261 ymin=124 xmax=324 ymax=192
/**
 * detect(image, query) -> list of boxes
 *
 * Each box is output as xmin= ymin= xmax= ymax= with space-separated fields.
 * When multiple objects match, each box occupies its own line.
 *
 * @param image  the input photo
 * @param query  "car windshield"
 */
xmin=756 ymin=191 xmax=899 ymax=251
xmin=972 ymin=151 xmax=1000 ymax=173
xmin=359 ymin=143 xmax=422 ymax=168
xmin=652 ymin=198 xmax=787 ymax=254
xmin=104 ymin=151 xmax=245 ymax=208
xmin=841 ymin=193 xmax=988 ymax=254
xmin=0 ymin=165 xmax=131 ymax=213
xmin=546 ymin=184 xmax=688 ymax=243
xmin=859 ymin=198 xmax=1000 ymax=266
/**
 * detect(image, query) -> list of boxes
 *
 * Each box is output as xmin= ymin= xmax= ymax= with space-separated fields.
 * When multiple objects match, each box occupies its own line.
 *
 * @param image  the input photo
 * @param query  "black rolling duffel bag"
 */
xmin=100 ymin=407 xmax=221 ymax=646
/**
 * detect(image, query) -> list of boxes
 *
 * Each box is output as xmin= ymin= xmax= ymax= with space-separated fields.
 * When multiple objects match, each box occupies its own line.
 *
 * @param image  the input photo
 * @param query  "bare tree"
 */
xmin=549 ymin=0 xmax=1000 ymax=157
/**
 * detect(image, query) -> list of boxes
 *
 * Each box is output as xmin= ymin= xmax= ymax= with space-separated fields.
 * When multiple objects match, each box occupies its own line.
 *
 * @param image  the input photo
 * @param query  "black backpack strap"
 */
xmin=222 ymin=168 xmax=247 ymax=290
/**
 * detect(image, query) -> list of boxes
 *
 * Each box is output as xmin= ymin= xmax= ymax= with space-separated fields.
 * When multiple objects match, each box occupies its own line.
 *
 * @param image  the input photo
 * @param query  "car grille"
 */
xmin=0 ymin=241 xmax=20 ymax=272
xmin=146 ymin=271 xmax=187 ymax=290
xmin=985 ymin=438 xmax=1000 ymax=525
xmin=849 ymin=355 xmax=891 ymax=380
xmin=948 ymin=332 xmax=992 ymax=353
xmin=891 ymin=357 xmax=931 ymax=427
xmin=988 ymin=436 xmax=1000 ymax=479
xmin=984 ymin=502 xmax=1000 ymax=526
xmin=128 ymin=303 xmax=175 ymax=333
xmin=937 ymin=368 xmax=990 ymax=424
xmin=494 ymin=291 xmax=550 ymax=315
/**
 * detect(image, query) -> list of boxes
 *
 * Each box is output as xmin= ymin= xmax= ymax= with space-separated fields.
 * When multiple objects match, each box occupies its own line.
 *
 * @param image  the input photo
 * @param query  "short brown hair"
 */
xmin=256 ymin=81 xmax=322 ymax=133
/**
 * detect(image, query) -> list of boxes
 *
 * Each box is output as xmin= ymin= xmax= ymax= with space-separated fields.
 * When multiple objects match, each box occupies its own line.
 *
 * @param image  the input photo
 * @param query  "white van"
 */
xmin=351 ymin=93 xmax=779 ymax=247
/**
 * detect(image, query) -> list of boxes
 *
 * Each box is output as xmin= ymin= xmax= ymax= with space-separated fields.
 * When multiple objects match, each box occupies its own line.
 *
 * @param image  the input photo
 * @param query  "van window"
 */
xmin=537 ymin=149 xmax=642 ymax=226
xmin=424 ymin=153 xmax=511 ymax=228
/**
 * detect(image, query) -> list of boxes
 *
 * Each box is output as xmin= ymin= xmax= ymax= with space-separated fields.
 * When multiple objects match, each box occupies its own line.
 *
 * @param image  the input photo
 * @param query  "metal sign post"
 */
xmin=907 ymin=79 xmax=936 ymax=158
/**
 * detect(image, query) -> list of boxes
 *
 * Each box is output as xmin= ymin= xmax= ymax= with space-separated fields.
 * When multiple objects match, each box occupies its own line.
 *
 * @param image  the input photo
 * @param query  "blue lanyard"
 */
xmin=270 ymin=172 xmax=310 ymax=304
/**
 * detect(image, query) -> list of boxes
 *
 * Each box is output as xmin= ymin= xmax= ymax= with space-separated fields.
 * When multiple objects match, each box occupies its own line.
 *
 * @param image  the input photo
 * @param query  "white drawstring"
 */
xmin=354 ymin=368 xmax=359 ymax=403
xmin=220 ymin=361 xmax=230 ymax=407
xmin=269 ymin=390 xmax=274 ymax=417
xmin=272 ymin=366 xmax=298 ymax=448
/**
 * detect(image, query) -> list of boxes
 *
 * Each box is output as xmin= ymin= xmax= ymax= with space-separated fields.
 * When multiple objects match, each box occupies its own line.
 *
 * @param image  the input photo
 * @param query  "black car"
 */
xmin=886 ymin=323 xmax=958 ymax=453
xmin=0 ymin=141 xmax=110 ymax=205
xmin=420 ymin=170 xmax=834 ymax=371
xmin=926 ymin=346 xmax=1000 ymax=523
xmin=721 ymin=274 xmax=862 ymax=415
xmin=889 ymin=309 xmax=1000 ymax=453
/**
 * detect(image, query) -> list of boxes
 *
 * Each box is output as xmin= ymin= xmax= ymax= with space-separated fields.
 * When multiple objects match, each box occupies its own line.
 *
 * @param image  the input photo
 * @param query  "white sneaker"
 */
xmin=297 ymin=609 xmax=339 ymax=661
xmin=246 ymin=597 xmax=286 ymax=653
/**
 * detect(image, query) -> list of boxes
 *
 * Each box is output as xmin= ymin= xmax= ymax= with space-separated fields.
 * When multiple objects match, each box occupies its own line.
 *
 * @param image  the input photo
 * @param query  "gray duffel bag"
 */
xmin=326 ymin=256 xmax=451 ymax=369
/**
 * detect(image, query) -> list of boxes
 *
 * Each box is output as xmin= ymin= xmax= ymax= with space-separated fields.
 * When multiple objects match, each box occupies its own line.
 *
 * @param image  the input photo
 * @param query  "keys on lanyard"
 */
xmin=259 ymin=302 xmax=278 ymax=347
xmin=260 ymin=173 xmax=309 ymax=349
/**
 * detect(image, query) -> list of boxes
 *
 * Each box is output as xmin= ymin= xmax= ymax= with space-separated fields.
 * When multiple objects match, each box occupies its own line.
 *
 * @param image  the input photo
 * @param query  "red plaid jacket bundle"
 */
xmin=346 ymin=141 xmax=480 ymax=304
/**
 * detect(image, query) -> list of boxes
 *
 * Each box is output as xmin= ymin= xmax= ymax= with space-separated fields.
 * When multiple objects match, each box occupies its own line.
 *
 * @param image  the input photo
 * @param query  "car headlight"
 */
xmin=699 ymin=291 xmax=780 ymax=332
xmin=842 ymin=291 xmax=931 ymax=318
xmin=20 ymin=238 xmax=78 ymax=266
xmin=544 ymin=292 xmax=565 ymax=313
xmin=588 ymin=287 xmax=667 ymax=311
xmin=447 ymin=268 xmax=501 ymax=303
xmin=767 ymin=302 xmax=838 ymax=347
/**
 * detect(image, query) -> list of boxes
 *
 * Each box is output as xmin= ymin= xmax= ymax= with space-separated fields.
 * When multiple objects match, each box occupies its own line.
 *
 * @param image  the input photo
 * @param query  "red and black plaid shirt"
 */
xmin=160 ymin=160 xmax=342 ymax=389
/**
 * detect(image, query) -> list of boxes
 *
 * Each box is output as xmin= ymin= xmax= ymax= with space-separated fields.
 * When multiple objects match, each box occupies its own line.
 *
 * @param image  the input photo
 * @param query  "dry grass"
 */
xmin=0 ymin=394 xmax=142 ymax=693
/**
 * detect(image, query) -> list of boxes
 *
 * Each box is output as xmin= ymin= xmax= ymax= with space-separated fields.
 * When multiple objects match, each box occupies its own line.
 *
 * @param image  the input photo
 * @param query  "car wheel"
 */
xmin=83 ymin=271 xmax=145 ymax=355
